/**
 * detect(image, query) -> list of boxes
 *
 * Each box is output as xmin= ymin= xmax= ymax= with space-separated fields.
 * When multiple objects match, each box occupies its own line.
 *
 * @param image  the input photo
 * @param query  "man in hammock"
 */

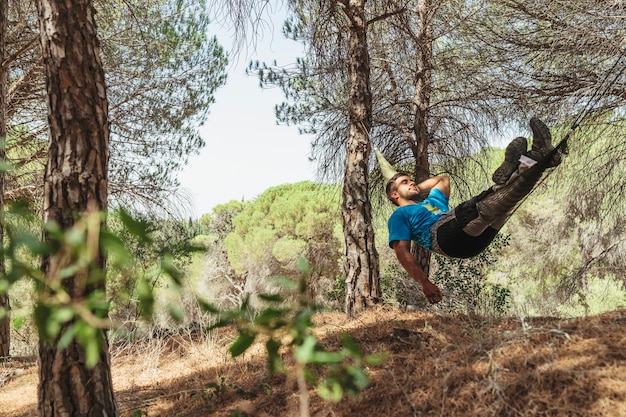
xmin=382 ymin=118 xmax=562 ymax=304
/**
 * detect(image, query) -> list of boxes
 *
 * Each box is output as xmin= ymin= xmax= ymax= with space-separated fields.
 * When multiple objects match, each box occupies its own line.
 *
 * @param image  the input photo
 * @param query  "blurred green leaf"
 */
xmin=118 ymin=208 xmax=151 ymax=244
xmin=76 ymin=324 xmax=102 ymax=368
xmin=197 ymin=299 xmax=220 ymax=314
xmin=296 ymin=257 xmax=311 ymax=274
xmin=365 ymin=353 xmax=387 ymax=366
xmin=100 ymin=232 xmax=133 ymax=266
xmin=318 ymin=379 xmax=343 ymax=403
xmin=340 ymin=333 xmax=362 ymax=358
xmin=53 ymin=307 xmax=75 ymax=324
xmin=136 ymin=276 xmax=155 ymax=319
xmin=266 ymin=338 xmax=283 ymax=374
xmin=270 ymin=276 xmax=298 ymax=290
xmin=161 ymin=254 xmax=183 ymax=286
xmin=311 ymin=350 xmax=343 ymax=364
xmin=346 ymin=366 xmax=369 ymax=392
xmin=168 ymin=304 xmax=184 ymax=322
xmin=230 ymin=331 xmax=256 ymax=357
xmin=294 ymin=335 xmax=317 ymax=364
xmin=14 ymin=229 xmax=52 ymax=255
xmin=58 ymin=324 xmax=77 ymax=350
xmin=65 ymin=228 xmax=85 ymax=247
xmin=258 ymin=293 xmax=284 ymax=303
xmin=253 ymin=307 xmax=287 ymax=328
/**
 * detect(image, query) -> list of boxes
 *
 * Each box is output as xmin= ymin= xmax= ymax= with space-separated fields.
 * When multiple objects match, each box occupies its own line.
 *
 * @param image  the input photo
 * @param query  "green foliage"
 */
xmin=5 ymin=1 xmax=228 ymax=213
xmin=222 ymin=182 xmax=342 ymax=307
xmin=98 ymin=0 xmax=229 ymax=208
xmin=379 ymin=264 xmax=424 ymax=308
xmin=486 ymin=122 xmax=626 ymax=317
xmin=106 ymin=211 xmax=202 ymax=320
xmin=0 ymin=204 xmax=182 ymax=367
xmin=206 ymin=258 xmax=385 ymax=405
xmin=199 ymin=200 xmax=246 ymax=239
xmin=432 ymin=234 xmax=512 ymax=315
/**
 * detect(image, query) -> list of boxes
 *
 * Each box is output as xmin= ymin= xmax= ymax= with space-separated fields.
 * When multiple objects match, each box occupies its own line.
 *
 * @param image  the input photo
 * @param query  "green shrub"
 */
xmin=432 ymin=234 xmax=512 ymax=315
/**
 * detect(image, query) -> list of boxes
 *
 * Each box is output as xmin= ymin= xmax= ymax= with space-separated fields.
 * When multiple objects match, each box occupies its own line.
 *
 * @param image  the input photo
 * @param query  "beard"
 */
xmin=411 ymin=188 xmax=432 ymax=202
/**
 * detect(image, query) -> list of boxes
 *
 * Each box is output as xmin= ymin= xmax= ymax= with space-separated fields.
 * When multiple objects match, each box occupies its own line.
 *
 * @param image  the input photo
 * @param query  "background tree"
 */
xmin=98 ymin=0 xmax=228 ymax=215
xmin=252 ymin=0 xmax=498 ymax=308
xmin=222 ymin=182 xmax=342 ymax=309
xmin=36 ymin=0 xmax=117 ymax=414
xmin=214 ymin=0 xmax=381 ymax=316
xmin=3 ymin=0 xmax=228 ymax=216
xmin=0 ymin=0 xmax=9 ymax=358
xmin=252 ymin=0 xmax=625 ymax=306
xmin=464 ymin=0 xmax=626 ymax=296
xmin=339 ymin=0 xmax=381 ymax=316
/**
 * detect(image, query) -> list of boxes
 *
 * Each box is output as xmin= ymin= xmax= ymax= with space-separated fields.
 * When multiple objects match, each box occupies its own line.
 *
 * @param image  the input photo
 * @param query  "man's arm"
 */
xmin=416 ymin=175 xmax=450 ymax=198
xmin=392 ymin=240 xmax=443 ymax=304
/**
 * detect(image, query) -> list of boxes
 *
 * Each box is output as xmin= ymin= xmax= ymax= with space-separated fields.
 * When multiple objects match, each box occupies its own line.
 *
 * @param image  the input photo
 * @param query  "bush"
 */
xmin=432 ymin=234 xmax=512 ymax=315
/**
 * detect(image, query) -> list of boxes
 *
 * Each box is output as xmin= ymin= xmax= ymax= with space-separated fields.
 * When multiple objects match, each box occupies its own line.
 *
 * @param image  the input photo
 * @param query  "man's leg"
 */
xmin=463 ymin=118 xmax=559 ymax=236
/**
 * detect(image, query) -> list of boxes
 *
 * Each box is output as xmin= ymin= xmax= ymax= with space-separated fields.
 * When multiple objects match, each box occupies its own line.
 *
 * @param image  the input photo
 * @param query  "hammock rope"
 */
xmin=555 ymin=47 xmax=626 ymax=152
xmin=494 ymin=48 xmax=626 ymax=220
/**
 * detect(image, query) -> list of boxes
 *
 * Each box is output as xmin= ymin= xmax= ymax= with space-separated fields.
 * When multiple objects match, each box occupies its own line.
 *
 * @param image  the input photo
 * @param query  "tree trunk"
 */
xmin=0 ymin=0 xmax=9 ymax=358
xmin=342 ymin=0 xmax=381 ymax=318
xmin=36 ymin=0 xmax=117 ymax=415
xmin=411 ymin=0 xmax=434 ymax=276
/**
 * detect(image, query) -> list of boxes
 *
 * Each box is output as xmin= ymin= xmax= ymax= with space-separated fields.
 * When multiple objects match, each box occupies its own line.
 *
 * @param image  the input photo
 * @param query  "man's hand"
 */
xmin=420 ymin=280 xmax=443 ymax=304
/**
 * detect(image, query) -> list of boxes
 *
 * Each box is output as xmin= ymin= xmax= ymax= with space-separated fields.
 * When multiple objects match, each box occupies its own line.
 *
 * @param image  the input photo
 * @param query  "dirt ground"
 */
xmin=2 ymin=306 xmax=626 ymax=417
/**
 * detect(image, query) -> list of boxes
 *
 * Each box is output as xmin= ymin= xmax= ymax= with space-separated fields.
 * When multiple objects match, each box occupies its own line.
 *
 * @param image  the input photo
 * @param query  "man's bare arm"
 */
xmin=392 ymin=240 xmax=443 ymax=304
xmin=416 ymin=175 xmax=450 ymax=198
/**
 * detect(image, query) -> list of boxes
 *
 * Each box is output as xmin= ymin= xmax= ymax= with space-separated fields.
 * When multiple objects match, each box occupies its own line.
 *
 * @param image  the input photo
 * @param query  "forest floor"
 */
xmin=2 ymin=306 xmax=626 ymax=417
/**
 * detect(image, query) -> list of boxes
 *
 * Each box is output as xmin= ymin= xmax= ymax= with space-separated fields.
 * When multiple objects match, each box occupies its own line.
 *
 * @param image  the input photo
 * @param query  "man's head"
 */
xmin=386 ymin=172 xmax=413 ymax=206
xmin=386 ymin=172 xmax=431 ymax=206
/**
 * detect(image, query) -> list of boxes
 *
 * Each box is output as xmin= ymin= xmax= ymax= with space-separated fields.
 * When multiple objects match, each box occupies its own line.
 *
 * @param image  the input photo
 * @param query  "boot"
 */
xmin=492 ymin=136 xmax=527 ymax=185
xmin=529 ymin=117 xmax=561 ymax=167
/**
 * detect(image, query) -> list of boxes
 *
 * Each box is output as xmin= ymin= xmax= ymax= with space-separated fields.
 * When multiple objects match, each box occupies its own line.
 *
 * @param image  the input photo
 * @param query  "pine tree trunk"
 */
xmin=0 ymin=0 xmax=10 ymax=358
xmin=342 ymin=0 xmax=381 ymax=318
xmin=36 ymin=0 xmax=117 ymax=415
xmin=412 ymin=0 xmax=434 ymax=276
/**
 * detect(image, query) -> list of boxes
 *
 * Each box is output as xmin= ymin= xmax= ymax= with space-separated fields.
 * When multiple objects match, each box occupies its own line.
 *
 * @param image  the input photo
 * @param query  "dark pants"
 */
xmin=430 ymin=193 xmax=499 ymax=259
xmin=430 ymin=153 xmax=552 ymax=258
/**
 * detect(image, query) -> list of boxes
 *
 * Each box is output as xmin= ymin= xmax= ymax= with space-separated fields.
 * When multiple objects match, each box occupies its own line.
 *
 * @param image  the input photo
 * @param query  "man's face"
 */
xmin=391 ymin=175 xmax=419 ymax=203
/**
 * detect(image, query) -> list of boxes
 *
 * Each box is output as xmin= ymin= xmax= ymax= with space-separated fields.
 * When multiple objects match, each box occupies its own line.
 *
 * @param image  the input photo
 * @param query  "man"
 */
xmin=382 ymin=118 xmax=562 ymax=304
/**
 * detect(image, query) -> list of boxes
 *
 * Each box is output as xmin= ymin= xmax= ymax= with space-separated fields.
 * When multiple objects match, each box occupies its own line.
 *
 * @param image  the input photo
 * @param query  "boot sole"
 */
xmin=492 ymin=136 xmax=527 ymax=185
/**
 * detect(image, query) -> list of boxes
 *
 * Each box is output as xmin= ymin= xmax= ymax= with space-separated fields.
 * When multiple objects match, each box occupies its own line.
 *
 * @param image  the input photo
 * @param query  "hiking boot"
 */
xmin=492 ymin=136 xmax=527 ymax=185
xmin=529 ymin=117 xmax=561 ymax=167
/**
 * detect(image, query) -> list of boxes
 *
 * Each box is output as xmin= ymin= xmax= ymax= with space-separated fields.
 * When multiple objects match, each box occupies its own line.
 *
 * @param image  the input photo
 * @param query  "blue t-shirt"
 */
xmin=388 ymin=188 xmax=450 ymax=250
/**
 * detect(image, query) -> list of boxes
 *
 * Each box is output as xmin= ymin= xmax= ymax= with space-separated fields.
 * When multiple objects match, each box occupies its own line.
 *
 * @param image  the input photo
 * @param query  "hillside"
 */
xmin=2 ymin=306 xmax=625 ymax=417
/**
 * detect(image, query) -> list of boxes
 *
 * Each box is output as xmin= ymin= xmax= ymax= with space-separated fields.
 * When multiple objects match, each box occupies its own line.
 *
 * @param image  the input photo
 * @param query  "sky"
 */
xmin=177 ymin=19 xmax=316 ymax=218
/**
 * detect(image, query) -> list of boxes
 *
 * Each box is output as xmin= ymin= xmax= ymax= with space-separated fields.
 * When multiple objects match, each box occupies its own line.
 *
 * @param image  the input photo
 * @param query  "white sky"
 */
xmin=177 ymin=19 xmax=316 ymax=218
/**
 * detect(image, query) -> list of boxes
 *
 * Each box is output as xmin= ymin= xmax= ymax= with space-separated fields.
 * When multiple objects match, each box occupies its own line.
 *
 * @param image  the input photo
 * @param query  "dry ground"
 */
xmin=2 ymin=306 xmax=626 ymax=417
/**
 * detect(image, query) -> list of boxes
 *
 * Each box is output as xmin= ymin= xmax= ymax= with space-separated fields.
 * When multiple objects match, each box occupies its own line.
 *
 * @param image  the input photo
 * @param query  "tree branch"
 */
xmin=367 ymin=8 xmax=407 ymax=26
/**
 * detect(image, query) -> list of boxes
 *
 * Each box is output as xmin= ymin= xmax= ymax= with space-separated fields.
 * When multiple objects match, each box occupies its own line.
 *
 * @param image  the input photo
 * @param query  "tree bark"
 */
xmin=36 ymin=0 xmax=117 ymax=415
xmin=411 ymin=0 xmax=434 ymax=276
xmin=0 ymin=0 xmax=10 ymax=358
xmin=342 ymin=0 xmax=381 ymax=318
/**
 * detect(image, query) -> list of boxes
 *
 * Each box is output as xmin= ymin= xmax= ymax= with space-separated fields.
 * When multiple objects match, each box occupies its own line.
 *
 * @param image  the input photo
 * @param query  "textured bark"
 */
xmin=0 ymin=0 xmax=9 ymax=358
xmin=342 ymin=0 xmax=381 ymax=318
xmin=411 ymin=0 xmax=434 ymax=276
xmin=36 ymin=0 xmax=117 ymax=415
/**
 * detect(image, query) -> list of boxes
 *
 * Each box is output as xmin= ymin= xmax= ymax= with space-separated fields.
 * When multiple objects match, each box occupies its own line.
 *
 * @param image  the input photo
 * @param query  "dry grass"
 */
xmin=2 ymin=306 xmax=626 ymax=417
